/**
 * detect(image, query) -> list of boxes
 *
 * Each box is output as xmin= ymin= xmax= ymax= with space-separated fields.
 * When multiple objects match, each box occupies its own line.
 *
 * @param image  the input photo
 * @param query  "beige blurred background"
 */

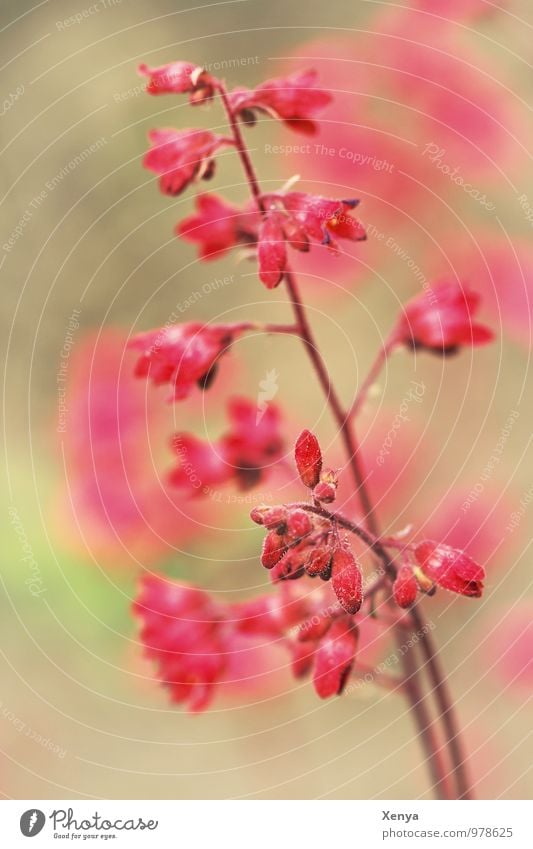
xmin=1 ymin=0 xmax=532 ymax=799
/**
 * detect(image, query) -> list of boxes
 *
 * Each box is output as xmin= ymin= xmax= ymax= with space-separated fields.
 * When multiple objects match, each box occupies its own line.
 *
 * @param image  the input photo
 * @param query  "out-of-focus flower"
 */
xmin=412 ymin=0 xmax=505 ymax=19
xmin=56 ymin=330 xmax=201 ymax=567
xmin=414 ymin=540 xmax=485 ymax=597
xmin=394 ymin=281 xmax=494 ymax=354
xmin=133 ymin=574 xmax=318 ymax=710
xmin=138 ymin=61 xmax=217 ymax=103
xmin=133 ymin=574 xmax=225 ymax=712
xmin=434 ymin=236 xmax=533 ymax=351
xmin=312 ymin=617 xmax=359 ymax=698
xmin=143 ymin=129 xmax=228 ymax=196
xmin=176 ymin=193 xmax=257 ymax=260
xmin=482 ymin=603 xmax=533 ymax=692
xmin=170 ymin=397 xmax=285 ymax=493
xmin=221 ymin=397 xmax=285 ymax=483
xmin=128 ymin=321 xmax=251 ymax=402
xmin=228 ymin=69 xmax=331 ymax=134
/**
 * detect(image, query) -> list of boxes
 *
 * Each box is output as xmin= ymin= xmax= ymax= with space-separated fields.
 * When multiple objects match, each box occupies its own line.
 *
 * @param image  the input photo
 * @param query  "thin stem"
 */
xmin=410 ymin=606 xmax=474 ymax=800
xmin=217 ymin=82 xmax=264 ymax=211
xmin=216 ymin=80 xmax=473 ymax=800
xmin=401 ymin=640 xmax=453 ymax=800
xmin=348 ymin=335 xmax=397 ymax=419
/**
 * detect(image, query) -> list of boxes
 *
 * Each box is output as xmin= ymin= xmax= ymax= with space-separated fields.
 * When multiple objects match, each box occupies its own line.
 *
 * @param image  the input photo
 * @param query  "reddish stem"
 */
xmin=348 ymin=335 xmax=397 ymax=418
xmin=401 ymin=640 xmax=453 ymax=800
xmin=410 ymin=606 xmax=474 ymax=800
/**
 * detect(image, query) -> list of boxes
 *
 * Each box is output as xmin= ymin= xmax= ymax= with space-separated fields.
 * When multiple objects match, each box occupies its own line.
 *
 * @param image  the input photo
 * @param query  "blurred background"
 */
xmin=1 ymin=0 xmax=532 ymax=799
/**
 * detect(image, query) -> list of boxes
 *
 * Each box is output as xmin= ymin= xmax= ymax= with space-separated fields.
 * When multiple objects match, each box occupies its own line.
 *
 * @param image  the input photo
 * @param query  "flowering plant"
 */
xmin=130 ymin=60 xmax=494 ymax=800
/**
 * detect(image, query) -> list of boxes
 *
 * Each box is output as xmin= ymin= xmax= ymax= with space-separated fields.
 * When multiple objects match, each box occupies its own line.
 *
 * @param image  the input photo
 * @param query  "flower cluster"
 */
xmin=253 ymin=429 xmax=486 ymax=608
xmin=139 ymin=61 xmax=367 ymax=288
xmin=128 ymin=58 xmax=493 ymax=721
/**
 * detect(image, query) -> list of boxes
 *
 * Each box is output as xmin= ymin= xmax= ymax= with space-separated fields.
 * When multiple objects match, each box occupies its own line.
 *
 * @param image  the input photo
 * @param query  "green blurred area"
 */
xmin=1 ymin=0 xmax=532 ymax=799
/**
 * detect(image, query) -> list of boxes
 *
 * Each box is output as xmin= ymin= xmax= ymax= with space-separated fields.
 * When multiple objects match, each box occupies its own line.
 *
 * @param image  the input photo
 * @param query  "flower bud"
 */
xmin=331 ymin=548 xmax=363 ymax=614
xmin=393 ymin=565 xmax=418 ymax=608
xmin=313 ymin=480 xmax=336 ymax=503
xmin=287 ymin=508 xmax=313 ymax=540
xmin=250 ymin=505 xmax=269 ymax=525
xmin=305 ymin=545 xmax=333 ymax=578
xmin=261 ymin=505 xmax=288 ymax=531
xmin=270 ymin=546 xmax=307 ymax=582
xmin=294 ymin=429 xmax=322 ymax=488
xmin=314 ymin=468 xmax=338 ymax=503
xmin=261 ymin=530 xmax=287 ymax=569
xmin=414 ymin=540 xmax=485 ymax=597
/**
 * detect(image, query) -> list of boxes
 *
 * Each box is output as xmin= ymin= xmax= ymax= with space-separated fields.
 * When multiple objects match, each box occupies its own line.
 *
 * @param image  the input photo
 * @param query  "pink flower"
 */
xmin=143 ymin=129 xmax=227 ymax=196
xmin=176 ymin=193 xmax=258 ymax=260
xmin=221 ymin=397 xmax=285 ymax=484
xmin=312 ymin=617 xmax=359 ymax=698
xmin=128 ymin=321 xmax=251 ymax=401
xmin=414 ymin=541 xmax=485 ymax=597
xmin=133 ymin=574 xmax=230 ymax=712
xmin=169 ymin=433 xmax=232 ymax=492
xmin=279 ymin=192 xmax=366 ymax=252
xmin=170 ymin=397 xmax=285 ymax=493
xmin=133 ymin=574 xmax=314 ymax=710
xmin=139 ymin=61 xmax=216 ymax=103
xmin=257 ymin=214 xmax=287 ymax=288
xmin=228 ymin=69 xmax=331 ymax=134
xmin=56 ymin=330 xmax=201 ymax=567
xmin=395 ymin=281 xmax=494 ymax=354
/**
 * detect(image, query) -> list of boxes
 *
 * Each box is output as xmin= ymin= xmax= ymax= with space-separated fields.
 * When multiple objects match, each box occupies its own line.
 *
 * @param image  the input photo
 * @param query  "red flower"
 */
xmin=133 ymin=574 xmax=227 ymax=712
xmin=414 ymin=540 xmax=485 ymax=597
xmin=169 ymin=433 xmax=232 ymax=492
xmin=138 ymin=61 xmax=216 ymax=103
xmin=170 ymin=397 xmax=285 ymax=493
xmin=221 ymin=397 xmax=285 ymax=486
xmin=176 ymin=193 xmax=258 ymax=260
xmin=128 ymin=321 xmax=250 ymax=401
xmin=143 ymin=129 xmax=227 ymax=196
xmin=133 ymin=575 xmax=309 ymax=711
xmin=294 ymin=429 xmax=323 ymax=488
xmin=257 ymin=214 xmax=287 ymax=288
xmin=313 ymin=617 xmax=358 ymax=698
xmin=393 ymin=565 xmax=419 ymax=609
xmin=228 ymin=69 xmax=331 ymax=134
xmin=281 ymin=192 xmax=366 ymax=252
xmin=395 ymin=281 xmax=494 ymax=354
